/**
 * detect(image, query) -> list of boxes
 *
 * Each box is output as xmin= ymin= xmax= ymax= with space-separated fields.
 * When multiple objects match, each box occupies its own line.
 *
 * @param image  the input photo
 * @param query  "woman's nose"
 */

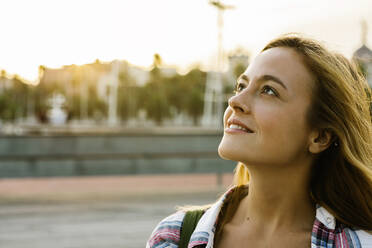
xmin=228 ymin=92 xmax=250 ymax=114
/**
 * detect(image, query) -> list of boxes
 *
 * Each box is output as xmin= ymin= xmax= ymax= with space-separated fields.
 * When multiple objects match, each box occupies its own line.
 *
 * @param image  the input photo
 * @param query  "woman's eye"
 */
xmin=261 ymin=85 xmax=278 ymax=97
xmin=234 ymin=82 xmax=245 ymax=93
xmin=234 ymin=83 xmax=279 ymax=97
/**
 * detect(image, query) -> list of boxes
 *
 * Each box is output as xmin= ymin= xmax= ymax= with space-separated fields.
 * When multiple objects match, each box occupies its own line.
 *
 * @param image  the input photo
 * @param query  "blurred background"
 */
xmin=0 ymin=0 xmax=371 ymax=247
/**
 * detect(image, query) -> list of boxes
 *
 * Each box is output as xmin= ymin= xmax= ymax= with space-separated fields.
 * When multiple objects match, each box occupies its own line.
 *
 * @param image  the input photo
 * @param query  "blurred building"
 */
xmin=353 ymin=44 xmax=372 ymax=87
xmin=38 ymin=61 xmax=113 ymax=123
xmin=127 ymin=65 xmax=149 ymax=87
xmin=39 ymin=60 xmax=176 ymax=101
xmin=353 ymin=20 xmax=372 ymax=87
xmin=38 ymin=60 xmax=112 ymax=101
xmin=37 ymin=59 xmax=180 ymax=125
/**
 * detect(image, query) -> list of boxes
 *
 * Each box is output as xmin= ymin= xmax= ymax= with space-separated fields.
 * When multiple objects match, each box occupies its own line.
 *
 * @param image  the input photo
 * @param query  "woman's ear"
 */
xmin=308 ymin=129 xmax=333 ymax=154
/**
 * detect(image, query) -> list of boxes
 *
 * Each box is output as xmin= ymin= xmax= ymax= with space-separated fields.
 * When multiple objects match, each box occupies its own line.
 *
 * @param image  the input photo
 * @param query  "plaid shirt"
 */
xmin=146 ymin=188 xmax=372 ymax=248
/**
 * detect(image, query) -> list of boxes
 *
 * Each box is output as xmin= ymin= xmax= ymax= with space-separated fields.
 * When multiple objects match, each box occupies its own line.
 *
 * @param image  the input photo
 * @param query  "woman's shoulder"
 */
xmin=146 ymin=210 xmax=186 ymax=248
xmin=334 ymin=225 xmax=372 ymax=247
xmin=146 ymin=186 xmax=244 ymax=248
xmin=315 ymin=205 xmax=372 ymax=246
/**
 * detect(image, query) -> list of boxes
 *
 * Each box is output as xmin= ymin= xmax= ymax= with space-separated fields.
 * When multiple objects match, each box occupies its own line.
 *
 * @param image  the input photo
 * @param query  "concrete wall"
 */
xmin=0 ymin=134 xmax=236 ymax=178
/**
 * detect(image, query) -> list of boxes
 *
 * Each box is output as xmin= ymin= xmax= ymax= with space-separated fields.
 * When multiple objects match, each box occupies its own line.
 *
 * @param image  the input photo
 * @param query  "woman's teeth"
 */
xmin=229 ymin=124 xmax=249 ymax=132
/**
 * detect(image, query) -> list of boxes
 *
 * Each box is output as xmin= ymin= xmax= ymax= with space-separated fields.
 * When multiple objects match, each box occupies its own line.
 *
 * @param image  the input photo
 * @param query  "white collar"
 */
xmin=315 ymin=204 xmax=336 ymax=229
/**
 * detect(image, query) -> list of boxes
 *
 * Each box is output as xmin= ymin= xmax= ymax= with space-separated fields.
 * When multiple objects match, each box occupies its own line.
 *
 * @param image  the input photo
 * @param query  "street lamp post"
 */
xmin=202 ymin=0 xmax=234 ymax=128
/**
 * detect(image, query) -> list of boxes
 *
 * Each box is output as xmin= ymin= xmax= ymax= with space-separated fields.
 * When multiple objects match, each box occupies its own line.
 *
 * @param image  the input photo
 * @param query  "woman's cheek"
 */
xmin=256 ymin=106 xmax=283 ymax=129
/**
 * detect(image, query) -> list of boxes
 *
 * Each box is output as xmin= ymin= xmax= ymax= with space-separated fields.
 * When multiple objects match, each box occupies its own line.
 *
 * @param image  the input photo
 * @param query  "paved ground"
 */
xmin=0 ymin=174 xmax=233 ymax=203
xmin=0 ymin=174 xmax=233 ymax=248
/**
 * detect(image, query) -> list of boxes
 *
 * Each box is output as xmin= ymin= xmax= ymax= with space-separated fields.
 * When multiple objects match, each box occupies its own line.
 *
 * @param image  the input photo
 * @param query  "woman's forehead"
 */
xmin=243 ymin=47 xmax=315 ymax=92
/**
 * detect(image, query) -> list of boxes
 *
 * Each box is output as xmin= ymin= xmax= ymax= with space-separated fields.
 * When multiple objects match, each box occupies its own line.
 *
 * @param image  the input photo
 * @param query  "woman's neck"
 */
xmin=233 ymin=162 xmax=316 ymax=233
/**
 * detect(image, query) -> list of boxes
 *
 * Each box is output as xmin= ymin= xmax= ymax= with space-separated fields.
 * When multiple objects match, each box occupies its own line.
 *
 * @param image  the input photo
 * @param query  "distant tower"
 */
xmin=353 ymin=19 xmax=372 ymax=87
xmin=362 ymin=19 xmax=368 ymax=45
xmin=202 ymin=0 xmax=234 ymax=128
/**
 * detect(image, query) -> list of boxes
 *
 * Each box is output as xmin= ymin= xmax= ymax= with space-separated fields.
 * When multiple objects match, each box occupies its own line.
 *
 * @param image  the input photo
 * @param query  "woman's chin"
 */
xmin=218 ymin=143 xmax=240 ymax=161
xmin=217 ymin=146 xmax=228 ymax=160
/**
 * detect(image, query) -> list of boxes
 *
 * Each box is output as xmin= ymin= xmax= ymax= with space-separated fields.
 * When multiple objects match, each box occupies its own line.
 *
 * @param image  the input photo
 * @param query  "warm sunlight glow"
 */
xmin=0 ymin=0 xmax=371 ymax=82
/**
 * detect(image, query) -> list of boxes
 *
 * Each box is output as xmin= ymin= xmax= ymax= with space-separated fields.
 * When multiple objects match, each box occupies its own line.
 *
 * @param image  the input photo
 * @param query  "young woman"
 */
xmin=146 ymin=34 xmax=372 ymax=248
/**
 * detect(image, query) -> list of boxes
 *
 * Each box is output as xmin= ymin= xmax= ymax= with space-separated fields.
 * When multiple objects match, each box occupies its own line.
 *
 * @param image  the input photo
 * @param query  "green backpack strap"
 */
xmin=179 ymin=209 xmax=205 ymax=248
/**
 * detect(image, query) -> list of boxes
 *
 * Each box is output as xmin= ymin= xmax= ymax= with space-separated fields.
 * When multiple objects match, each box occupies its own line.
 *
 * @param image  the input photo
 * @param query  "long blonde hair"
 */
xmin=232 ymin=34 xmax=372 ymax=229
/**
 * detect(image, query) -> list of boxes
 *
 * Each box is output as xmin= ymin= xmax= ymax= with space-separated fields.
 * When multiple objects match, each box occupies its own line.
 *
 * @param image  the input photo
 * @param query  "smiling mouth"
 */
xmin=227 ymin=124 xmax=253 ymax=133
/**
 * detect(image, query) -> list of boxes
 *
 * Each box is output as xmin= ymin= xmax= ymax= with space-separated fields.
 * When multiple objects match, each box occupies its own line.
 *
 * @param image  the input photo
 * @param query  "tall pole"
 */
xmin=204 ymin=0 xmax=234 ymax=129
xmin=216 ymin=6 xmax=224 ymax=128
xmin=210 ymin=0 xmax=234 ymax=71
xmin=217 ymin=7 xmax=223 ymax=72
xmin=108 ymin=60 xmax=119 ymax=126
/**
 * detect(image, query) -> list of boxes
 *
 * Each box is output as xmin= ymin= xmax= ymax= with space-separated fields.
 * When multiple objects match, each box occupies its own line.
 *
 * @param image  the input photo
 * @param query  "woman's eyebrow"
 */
xmin=258 ymin=75 xmax=287 ymax=90
xmin=237 ymin=74 xmax=249 ymax=83
xmin=237 ymin=74 xmax=287 ymax=90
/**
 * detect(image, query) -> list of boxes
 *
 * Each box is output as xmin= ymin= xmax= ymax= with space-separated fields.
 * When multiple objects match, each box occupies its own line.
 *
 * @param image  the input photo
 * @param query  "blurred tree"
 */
xmin=181 ymin=68 xmax=206 ymax=125
xmin=13 ymin=75 xmax=28 ymax=119
xmin=87 ymin=85 xmax=107 ymax=122
xmin=117 ymin=69 xmax=138 ymax=122
xmin=159 ymin=67 xmax=206 ymax=125
xmin=66 ymin=66 xmax=86 ymax=121
xmin=142 ymin=67 xmax=171 ymax=125
xmin=0 ymin=75 xmax=29 ymax=122
xmin=153 ymin=53 xmax=163 ymax=68
xmin=163 ymin=75 xmax=183 ymax=114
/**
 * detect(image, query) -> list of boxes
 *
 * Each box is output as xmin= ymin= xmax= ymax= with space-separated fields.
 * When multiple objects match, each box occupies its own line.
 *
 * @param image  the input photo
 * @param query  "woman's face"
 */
xmin=218 ymin=47 xmax=316 ymax=167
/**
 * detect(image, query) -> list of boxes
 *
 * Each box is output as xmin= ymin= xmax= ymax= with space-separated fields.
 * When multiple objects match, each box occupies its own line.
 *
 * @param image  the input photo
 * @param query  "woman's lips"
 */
xmin=224 ymin=127 xmax=253 ymax=134
xmin=227 ymin=118 xmax=254 ymax=133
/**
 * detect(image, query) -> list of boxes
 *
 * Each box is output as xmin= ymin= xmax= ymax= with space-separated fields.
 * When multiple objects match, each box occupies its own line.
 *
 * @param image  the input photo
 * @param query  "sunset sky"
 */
xmin=0 ymin=0 xmax=371 ymax=83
